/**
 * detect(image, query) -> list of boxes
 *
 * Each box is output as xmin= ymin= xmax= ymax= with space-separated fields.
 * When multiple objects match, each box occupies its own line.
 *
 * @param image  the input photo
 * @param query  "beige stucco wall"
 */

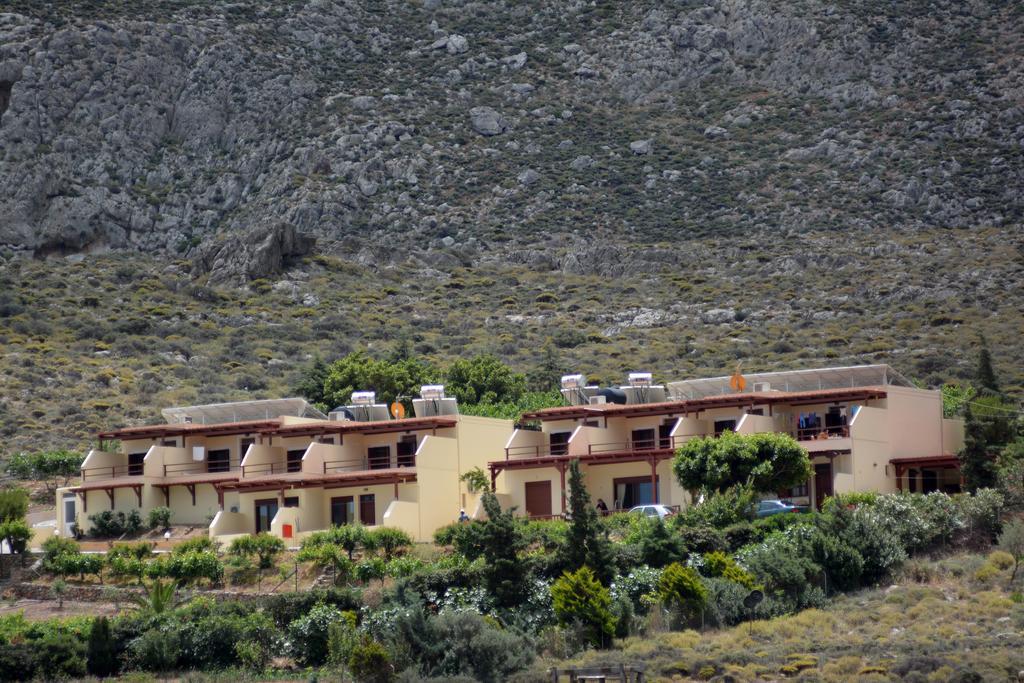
xmin=845 ymin=405 xmax=893 ymax=494
xmin=382 ymin=500 xmax=422 ymax=540
xmin=412 ymin=435 xmax=460 ymax=539
xmin=80 ymin=448 xmax=127 ymax=476
xmin=885 ymin=386 xmax=946 ymax=459
xmin=240 ymin=444 xmax=286 ymax=475
xmin=270 ymin=506 xmax=303 ymax=543
xmin=735 ymin=413 xmax=776 ymax=435
xmin=672 ymin=416 xmax=712 ymax=440
xmin=499 ymin=468 xmax=561 ymax=517
xmin=504 ymin=428 xmax=546 ymax=459
xmin=942 ymin=417 xmax=965 ymax=455
xmin=167 ymin=483 xmax=222 ymax=525
xmin=209 ymin=510 xmax=248 ymax=538
xmin=302 ymin=443 xmax=348 ymax=474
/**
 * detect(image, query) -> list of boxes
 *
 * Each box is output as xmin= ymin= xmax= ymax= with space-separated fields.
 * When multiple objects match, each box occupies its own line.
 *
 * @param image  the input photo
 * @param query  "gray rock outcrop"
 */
xmin=469 ymin=107 xmax=510 ymax=136
xmin=193 ymin=223 xmax=315 ymax=284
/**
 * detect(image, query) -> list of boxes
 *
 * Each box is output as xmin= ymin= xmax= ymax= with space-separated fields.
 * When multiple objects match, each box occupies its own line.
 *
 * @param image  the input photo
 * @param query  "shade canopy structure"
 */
xmin=521 ymin=386 xmax=888 ymax=422
xmin=667 ymin=364 xmax=913 ymax=400
xmin=160 ymin=398 xmax=326 ymax=424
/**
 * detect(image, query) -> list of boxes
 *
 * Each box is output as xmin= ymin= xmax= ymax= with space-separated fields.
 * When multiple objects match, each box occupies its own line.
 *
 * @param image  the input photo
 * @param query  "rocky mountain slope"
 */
xmin=0 ymin=0 xmax=1022 ymax=450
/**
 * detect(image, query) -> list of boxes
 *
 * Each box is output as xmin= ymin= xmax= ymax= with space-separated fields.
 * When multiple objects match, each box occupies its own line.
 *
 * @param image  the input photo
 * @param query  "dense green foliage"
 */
xmin=86 ymin=616 xmax=117 ymax=678
xmin=657 ymin=562 xmax=708 ymax=625
xmin=4 ymin=450 xmax=82 ymax=495
xmin=0 ymin=487 xmax=30 ymax=576
xmin=445 ymin=354 xmax=526 ymax=405
xmin=0 ymin=488 xmax=29 ymax=523
xmin=228 ymin=533 xmax=285 ymax=570
xmin=87 ymin=509 xmax=144 ymax=538
xmin=147 ymin=506 xmax=173 ymax=530
xmin=3 ymin=484 xmax=1016 ymax=679
xmin=552 ymin=566 xmax=617 ymax=648
xmin=369 ymin=527 xmax=413 ymax=561
xmin=479 ymin=491 xmax=529 ymax=607
xmin=559 ymin=459 xmax=616 ymax=585
xmin=960 ymin=397 xmax=1018 ymax=492
xmin=320 ymin=350 xmax=438 ymax=412
xmin=303 ymin=349 xmax=554 ymax=421
xmin=673 ymin=431 xmax=813 ymax=493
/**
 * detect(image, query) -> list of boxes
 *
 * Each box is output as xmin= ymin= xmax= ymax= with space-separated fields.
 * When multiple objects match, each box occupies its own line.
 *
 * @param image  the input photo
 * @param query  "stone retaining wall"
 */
xmin=6 ymin=582 xmax=265 ymax=603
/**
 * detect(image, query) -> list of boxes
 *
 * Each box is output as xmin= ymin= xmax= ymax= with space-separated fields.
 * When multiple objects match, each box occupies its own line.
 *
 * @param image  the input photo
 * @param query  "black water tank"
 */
xmin=597 ymin=387 xmax=628 ymax=405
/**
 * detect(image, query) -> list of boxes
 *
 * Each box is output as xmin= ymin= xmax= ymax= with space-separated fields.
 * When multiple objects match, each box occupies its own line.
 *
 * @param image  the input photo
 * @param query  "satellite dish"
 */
xmin=743 ymin=589 xmax=764 ymax=610
xmin=390 ymin=402 xmax=406 ymax=419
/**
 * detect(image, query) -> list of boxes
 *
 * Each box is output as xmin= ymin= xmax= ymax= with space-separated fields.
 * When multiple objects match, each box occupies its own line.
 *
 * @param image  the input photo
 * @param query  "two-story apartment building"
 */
xmin=56 ymin=394 xmax=511 ymax=543
xmin=489 ymin=365 xmax=965 ymax=517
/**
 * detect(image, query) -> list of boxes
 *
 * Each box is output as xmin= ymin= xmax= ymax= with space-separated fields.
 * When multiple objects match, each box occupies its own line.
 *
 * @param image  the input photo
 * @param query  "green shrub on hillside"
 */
xmin=551 ymin=566 xmax=616 ymax=649
xmin=288 ymin=602 xmax=348 ymax=666
xmin=657 ymin=563 xmax=708 ymax=628
xmin=147 ymin=506 xmax=172 ymax=530
xmin=699 ymin=551 xmax=760 ymax=590
xmin=87 ymin=509 xmax=143 ymax=538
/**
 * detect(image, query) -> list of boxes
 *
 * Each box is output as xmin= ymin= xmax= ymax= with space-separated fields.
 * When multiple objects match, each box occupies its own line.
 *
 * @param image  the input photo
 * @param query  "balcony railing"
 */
xmin=81 ymin=464 xmax=139 ymax=481
xmin=163 ymin=462 xmax=240 ymax=478
xmin=795 ymin=425 xmax=849 ymax=442
xmin=586 ymin=435 xmax=692 ymax=455
xmin=504 ymin=435 xmax=693 ymax=461
xmin=241 ymin=461 xmax=300 ymax=477
xmin=322 ymin=455 xmax=417 ymax=475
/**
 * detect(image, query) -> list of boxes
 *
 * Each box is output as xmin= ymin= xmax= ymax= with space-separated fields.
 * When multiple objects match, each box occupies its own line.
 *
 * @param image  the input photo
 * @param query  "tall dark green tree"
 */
xmin=480 ymin=492 xmax=529 ymax=608
xmin=975 ymin=336 xmax=1000 ymax=394
xmin=959 ymin=398 xmax=1017 ymax=492
xmin=86 ymin=616 xmax=117 ymax=678
xmin=559 ymin=460 xmax=616 ymax=585
xmin=527 ymin=342 xmax=562 ymax=392
xmin=293 ymin=356 xmax=329 ymax=409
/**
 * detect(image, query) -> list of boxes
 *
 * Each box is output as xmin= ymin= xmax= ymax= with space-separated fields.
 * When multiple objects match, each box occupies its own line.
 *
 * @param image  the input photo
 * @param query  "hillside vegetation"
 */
xmin=0 ymin=240 xmax=1021 ymax=453
xmin=1 ymin=0 xmax=1023 ymax=450
xmin=551 ymin=558 xmax=1024 ymax=682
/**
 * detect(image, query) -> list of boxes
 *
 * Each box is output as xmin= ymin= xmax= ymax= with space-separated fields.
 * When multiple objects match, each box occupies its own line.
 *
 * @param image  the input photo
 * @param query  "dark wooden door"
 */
xmin=631 ymin=428 xmax=656 ymax=450
xmin=128 ymin=452 xmax=145 ymax=476
xmin=367 ymin=446 xmax=391 ymax=469
xmin=397 ymin=436 xmax=417 ymax=467
xmin=359 ymin=494 xmax=376 ymax=525
xmin=549 ymin=432 xmax=571 ymax=456
xmin=814 ymin=463 xmax=833 ymax=510
xmin=331 ymin=496 xmax=354 ymax=526
xmin=254 ymin=499 xmax=278 ymax=533
xmin=207 ymin=449 xmax=231 ymax=473
xmin=524 ymin=481 xmax=552 ymax=518
xmin=659 ymin=422 xmax=674 ymax=448
xmin=286 ymin=449 xmax=305 ymax=473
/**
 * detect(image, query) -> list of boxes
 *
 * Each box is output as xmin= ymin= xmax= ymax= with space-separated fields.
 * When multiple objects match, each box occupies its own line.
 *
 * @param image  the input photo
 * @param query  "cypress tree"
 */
xmin=560 ymin=460 xmax=616 ymax=585
xmin=480 ymin=492 xmax=528 ymax=607
xmin=959 ymin=392 xmax=1018 ymax=494
xmin=86 ymin=616 xmax=116 ymax=678
xmin=975 ymin=336 xmax=1000 ymax=394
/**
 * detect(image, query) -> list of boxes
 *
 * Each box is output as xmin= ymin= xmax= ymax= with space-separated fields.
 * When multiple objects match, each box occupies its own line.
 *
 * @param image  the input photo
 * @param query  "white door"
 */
xmin=62 ymin=495 xmax=76 ymax=536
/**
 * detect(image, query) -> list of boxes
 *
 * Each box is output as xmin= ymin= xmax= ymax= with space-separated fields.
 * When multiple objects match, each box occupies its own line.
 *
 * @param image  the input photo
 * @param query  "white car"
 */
xmin=629 ymin=504 xmax=675 ymax=519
